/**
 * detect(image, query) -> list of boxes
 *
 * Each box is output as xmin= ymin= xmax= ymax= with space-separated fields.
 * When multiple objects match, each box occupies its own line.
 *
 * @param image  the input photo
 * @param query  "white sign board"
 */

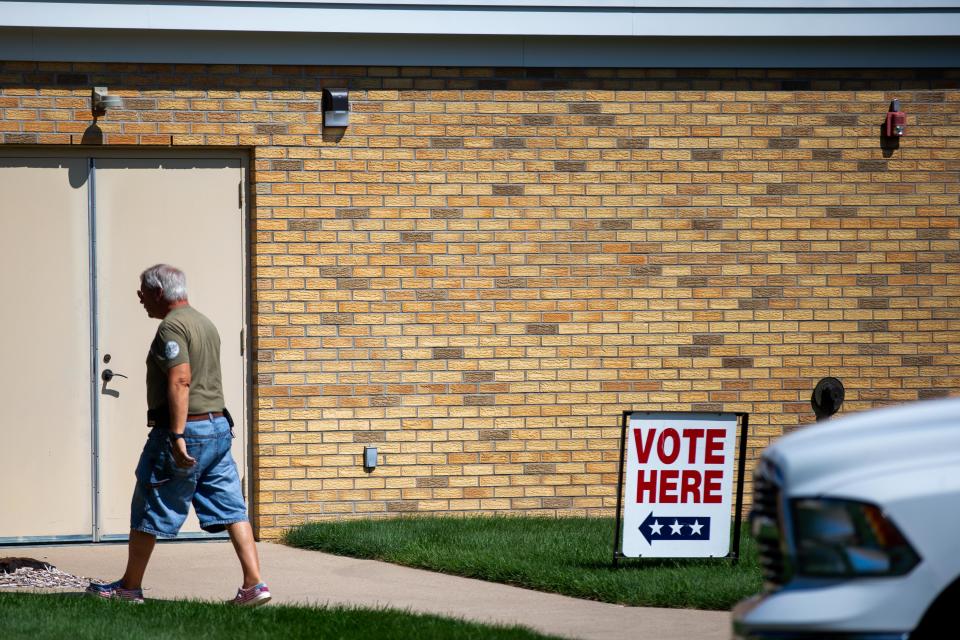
xmin=622 ymin=412 xmax=738 ymax=558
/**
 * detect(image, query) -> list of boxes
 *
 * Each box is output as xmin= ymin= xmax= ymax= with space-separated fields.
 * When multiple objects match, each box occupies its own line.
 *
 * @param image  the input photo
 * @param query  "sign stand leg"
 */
xmin=612 ymin=411 xmax=629 ymax=568
xmin=730 ymin=413 xmax=750 ymax=566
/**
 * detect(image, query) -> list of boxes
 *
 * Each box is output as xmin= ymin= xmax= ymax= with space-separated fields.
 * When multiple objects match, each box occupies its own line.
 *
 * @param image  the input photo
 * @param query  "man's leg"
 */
xmin=121 ymin=529 xmax=156 ymax=589
xmin=227 ymin=521 xmax=262 ymax=588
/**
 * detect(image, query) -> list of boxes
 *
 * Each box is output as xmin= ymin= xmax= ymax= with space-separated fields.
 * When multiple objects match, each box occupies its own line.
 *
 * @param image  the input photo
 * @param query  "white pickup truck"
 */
xmin=733 ymin=396 xmax=960 ymax=640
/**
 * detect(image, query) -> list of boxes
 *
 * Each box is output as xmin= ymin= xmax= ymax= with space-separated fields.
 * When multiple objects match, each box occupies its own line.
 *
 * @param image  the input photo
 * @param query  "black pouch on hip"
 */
xmin=147 ymin=407 xmax=170 ymax=430
xmin=222 ymin=407 xmax=236 ymax=438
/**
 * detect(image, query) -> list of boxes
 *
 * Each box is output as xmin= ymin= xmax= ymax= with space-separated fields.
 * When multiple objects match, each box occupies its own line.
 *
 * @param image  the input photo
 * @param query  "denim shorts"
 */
xmin=130 ymin=416 xmax=248 ymax=538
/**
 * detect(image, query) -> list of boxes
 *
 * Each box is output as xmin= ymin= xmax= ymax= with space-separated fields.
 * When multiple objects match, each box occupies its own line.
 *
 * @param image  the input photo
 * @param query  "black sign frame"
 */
xmin=612 ymin=410 xmax=750 ymax=567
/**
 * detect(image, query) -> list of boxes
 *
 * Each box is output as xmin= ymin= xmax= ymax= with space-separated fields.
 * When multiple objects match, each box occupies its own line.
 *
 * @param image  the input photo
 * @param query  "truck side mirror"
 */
xmin=811 ymin=377 xmax=845 ymax=422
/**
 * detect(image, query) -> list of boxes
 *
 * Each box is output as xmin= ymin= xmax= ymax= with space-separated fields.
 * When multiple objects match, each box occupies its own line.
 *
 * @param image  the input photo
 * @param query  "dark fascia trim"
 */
xmin=1 ymin=28 xmax=960 ymax=68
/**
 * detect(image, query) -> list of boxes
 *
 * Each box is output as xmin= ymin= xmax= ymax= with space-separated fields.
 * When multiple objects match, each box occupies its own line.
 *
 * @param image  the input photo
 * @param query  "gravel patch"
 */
xmin=0 ymin=558 xmax=97 ymax=590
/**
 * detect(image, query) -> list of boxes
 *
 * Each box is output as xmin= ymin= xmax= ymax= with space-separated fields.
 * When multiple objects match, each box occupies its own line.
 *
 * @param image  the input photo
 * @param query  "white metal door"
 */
xmin=0 ymin=152 xmax=247 ymax=544
xmin=95 ymin=157 xmax=247 ymax=539
xmin=0 ymin=158 xmax=94 ymax=542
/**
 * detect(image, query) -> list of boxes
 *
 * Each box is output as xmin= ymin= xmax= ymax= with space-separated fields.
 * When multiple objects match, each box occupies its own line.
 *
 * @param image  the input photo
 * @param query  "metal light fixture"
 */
xmin=363 ymin=446 xmax=378 ymax=471
xmin=811 ymin=377 xmax=844 ymax=422
xmin=91 ymin=86 xmax=122 ymax=116
xmin=322 ymin=88 xmax=349 ymax=127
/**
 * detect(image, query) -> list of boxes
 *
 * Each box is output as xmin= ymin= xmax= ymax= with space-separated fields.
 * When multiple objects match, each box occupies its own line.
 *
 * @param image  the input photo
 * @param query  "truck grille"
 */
xmin=752 ymin=461 xmax=788 ymax=586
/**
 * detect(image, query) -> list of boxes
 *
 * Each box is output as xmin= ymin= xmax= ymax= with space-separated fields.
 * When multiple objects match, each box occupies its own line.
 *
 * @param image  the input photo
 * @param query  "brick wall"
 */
xmin=2 ymin=64 xmax=958 ymax=539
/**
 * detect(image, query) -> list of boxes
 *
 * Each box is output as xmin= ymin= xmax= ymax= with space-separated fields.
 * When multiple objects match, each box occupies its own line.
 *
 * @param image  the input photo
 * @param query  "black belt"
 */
xmin=186 ymin=411 xmax=224 ymax=422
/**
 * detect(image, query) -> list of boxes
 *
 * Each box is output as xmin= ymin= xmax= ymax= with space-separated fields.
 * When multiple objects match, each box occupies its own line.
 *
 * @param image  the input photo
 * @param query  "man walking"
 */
xmin=87 ymin=264 xmax=270 ymax=606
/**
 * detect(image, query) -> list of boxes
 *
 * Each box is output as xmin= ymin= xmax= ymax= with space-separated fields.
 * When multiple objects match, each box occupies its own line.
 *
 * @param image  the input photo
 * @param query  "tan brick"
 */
xmin=4 ymin=66 xmax=956 ymax=534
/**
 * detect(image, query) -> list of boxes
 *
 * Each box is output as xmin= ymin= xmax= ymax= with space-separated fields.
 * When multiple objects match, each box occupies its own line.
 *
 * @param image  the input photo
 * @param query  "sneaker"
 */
xmin=232 ymin=582 xmax=271 ymax=607
xmin=85 ymin=579 xmax=145 ymax=604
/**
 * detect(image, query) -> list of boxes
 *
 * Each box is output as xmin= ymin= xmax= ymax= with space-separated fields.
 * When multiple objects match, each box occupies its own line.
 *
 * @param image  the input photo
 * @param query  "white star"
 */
xmin=670 ymin=520 xmax=683 ymax=535
xmin=689 ymin=520 xmax=704 ymax=535
xmin=649 ymin=520 xmax=663 ymax=536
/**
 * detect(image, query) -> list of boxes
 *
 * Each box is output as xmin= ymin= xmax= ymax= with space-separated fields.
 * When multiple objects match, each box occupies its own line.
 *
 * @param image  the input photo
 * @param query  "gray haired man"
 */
xmin=87 ymin=264 xmax=270 ymax=606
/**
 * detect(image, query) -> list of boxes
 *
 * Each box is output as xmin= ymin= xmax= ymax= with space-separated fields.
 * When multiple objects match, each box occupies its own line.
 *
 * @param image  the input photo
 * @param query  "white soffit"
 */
xmin=1 ymin=1 xmax=960 ymax=37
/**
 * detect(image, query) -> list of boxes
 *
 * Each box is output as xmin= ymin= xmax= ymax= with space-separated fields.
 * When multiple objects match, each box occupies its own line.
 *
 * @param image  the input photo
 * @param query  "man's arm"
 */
xmin=167 ymin=362 xmax=196 ymax=468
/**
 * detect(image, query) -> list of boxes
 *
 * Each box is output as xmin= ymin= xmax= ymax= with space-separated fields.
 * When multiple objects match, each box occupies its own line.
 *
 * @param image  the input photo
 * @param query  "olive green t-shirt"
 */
xmin=146 ymin=305 xmax=225 ymax=414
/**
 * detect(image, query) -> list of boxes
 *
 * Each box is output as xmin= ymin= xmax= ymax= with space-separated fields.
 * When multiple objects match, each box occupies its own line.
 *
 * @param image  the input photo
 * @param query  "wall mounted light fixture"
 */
xmin=91 ymin=86 xmax=122 ymax=116
xmin=811 ymin=377 xmax=845 ymax=422
xmin=322 ymin=88 xmax=349 ymax=127
xmin=363 ymin=446 xmax=378 ymax=471
xmin=886 ymin=98 xmax=906 ymax=137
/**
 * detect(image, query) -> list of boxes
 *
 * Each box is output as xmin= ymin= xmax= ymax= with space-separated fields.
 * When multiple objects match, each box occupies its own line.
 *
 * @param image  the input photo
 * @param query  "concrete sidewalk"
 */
xmin=8 ymin=541 xmax=730 ymax=640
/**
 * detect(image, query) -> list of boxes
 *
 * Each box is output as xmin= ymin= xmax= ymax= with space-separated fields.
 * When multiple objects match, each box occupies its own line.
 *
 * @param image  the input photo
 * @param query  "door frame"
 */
xmin=0 ymin=148 xmax=253 ymax=545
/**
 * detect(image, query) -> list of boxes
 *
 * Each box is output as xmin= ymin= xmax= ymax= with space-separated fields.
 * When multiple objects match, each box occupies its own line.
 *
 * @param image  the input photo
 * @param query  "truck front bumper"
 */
xmin=734 ymin=631 xmax=906 ymax=640
xmin=732 ymin=589 xmax=911 ymax=640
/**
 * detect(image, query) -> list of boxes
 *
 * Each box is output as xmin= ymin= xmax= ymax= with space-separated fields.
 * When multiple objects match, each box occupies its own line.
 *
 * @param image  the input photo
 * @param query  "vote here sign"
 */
xmin=622 ymin=412 xmax=738 ymax=558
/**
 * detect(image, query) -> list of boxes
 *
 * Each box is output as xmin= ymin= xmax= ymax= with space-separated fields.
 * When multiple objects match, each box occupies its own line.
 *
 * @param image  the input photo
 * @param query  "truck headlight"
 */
xmin=791 ymin=498 xmax=920 ymax=578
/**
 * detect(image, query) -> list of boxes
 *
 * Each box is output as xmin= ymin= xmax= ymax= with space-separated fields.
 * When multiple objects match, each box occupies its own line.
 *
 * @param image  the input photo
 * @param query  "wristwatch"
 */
xmin=168 ymin=432 xmax=186 ymax=441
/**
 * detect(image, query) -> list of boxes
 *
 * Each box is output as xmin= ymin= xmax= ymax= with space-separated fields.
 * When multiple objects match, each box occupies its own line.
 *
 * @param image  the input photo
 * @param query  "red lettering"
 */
xmin=705 ymin=429 xmax=725 ymax=464
xmin=657 ymin=428 xmax=680 ymax=464
xmin=683 ymin=428 xmax=704 ymax=463
xmin=638 ymin=469 xmax=713 ymax=504
xmin=704 ymin=470 xmax=723 ymax=503
xmin=635 ymin=426 xmax=728 ymax=505
xmin=680 ymin=469 xmax=702 ymax=503
xmin=636 ymin=469 xmax=658 ymax=503
xmin=658 ymin=469 xmax=679 ymax=503
xmin=633 ymin=428 xmax=656 ymax=464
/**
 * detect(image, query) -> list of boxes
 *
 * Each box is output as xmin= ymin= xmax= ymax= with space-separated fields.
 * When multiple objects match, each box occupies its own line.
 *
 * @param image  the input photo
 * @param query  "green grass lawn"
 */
xmin=0 ymin=592 xmax=561 ymax=640
xmin=284 ymin=516 xmax=762 ymax=611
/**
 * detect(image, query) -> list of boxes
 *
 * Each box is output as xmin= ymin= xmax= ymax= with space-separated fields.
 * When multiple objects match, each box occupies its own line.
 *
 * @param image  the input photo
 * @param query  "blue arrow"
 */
xmin=639 ymin=512 xmax=711 ymax=544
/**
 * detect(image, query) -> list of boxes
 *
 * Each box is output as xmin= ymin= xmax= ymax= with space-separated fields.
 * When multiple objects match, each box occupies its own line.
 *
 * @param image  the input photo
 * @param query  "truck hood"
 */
xmin=764 ymin=396 xmax=960 ymax=497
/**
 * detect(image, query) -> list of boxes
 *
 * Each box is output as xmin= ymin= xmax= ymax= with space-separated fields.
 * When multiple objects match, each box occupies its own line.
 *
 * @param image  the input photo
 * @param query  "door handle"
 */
xmin=101 ymin=369 xmax=128 ymax=383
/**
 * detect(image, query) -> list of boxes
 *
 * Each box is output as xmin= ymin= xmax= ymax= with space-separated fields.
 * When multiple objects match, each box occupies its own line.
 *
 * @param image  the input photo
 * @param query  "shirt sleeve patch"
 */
xmin=165 ymin=340 xmax=181 ymax=360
